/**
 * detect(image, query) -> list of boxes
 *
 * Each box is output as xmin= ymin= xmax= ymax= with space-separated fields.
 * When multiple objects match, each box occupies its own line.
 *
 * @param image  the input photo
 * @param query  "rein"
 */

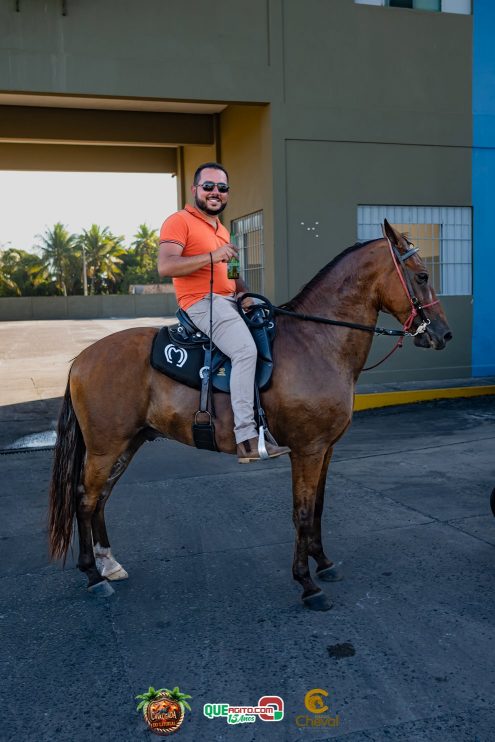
xmin=273 ymin=306 xmax=403 ymax=337
xmin=238 ymin=235 xmax=439 ymax=372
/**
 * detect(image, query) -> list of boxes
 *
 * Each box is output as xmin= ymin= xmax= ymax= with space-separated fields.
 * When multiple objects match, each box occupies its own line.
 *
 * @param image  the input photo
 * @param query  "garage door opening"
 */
xmin=0 ymin=170 xmax=177 ymax=297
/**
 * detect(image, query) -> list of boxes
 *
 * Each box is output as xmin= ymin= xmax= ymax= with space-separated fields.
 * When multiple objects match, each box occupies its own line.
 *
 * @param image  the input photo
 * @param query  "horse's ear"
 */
xmin=382 ymin=219 xmax=400 ymax=246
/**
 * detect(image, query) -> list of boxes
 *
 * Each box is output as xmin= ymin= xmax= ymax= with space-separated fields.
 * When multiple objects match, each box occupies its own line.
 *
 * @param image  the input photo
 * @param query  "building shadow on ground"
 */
xmin=0 ymin=397 xmax=62 ymax=450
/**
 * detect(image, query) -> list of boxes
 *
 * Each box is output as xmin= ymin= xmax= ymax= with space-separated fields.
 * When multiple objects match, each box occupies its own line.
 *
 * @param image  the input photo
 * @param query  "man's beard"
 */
xmin=195 ymin=193 xmax=227 ymax=216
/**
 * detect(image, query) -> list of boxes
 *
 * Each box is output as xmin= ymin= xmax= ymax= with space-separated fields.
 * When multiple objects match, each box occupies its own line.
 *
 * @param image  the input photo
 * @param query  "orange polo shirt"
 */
xmin=160 ymin=204 xmax=235 ymax=310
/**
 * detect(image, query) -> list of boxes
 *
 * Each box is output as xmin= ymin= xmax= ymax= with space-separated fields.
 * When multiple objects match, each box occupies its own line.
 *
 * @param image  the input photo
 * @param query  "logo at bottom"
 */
xmin=203 ymin=695 xmax=284 ymax=725
xmin=136 ymin=685 xmax=192 ymax=736
xmin=295 ymin=688 xmax=340 ymax=728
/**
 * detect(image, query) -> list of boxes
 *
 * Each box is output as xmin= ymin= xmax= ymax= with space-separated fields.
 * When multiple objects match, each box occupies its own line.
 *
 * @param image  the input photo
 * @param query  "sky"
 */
xmin=0 ymin=171 xmax=178 ymax=253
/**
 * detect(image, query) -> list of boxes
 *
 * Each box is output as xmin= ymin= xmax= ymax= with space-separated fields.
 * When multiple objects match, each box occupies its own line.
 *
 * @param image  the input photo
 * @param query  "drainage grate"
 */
xmin=1 ymin=431 xmax=57 ymax=454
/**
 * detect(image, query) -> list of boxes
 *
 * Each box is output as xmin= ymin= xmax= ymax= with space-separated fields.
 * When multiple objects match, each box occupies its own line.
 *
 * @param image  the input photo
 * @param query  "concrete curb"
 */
xmin=354 ymin=384 xmax=495 ymax=411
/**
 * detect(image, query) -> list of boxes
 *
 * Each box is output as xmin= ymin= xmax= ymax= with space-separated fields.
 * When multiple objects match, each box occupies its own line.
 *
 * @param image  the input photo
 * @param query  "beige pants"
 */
xmin=187 ymin=294 xmax=258 ymax=444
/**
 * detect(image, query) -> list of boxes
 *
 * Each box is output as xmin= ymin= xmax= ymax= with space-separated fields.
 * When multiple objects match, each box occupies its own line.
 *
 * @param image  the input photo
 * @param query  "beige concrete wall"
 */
xmin=219 ymin=105 xmax=275 ymax=295
xmin=0 ymin=105 xmax=215 ymax=146
xmin=0 ymin=294 xmax=178 ymax=321
xmin=0 ymin=142 xmax=177 ymax=172
xmin=181 ymin=144 xmax=218 ymax=209
xmin=220 ymin=106 xmax=270 ymax=218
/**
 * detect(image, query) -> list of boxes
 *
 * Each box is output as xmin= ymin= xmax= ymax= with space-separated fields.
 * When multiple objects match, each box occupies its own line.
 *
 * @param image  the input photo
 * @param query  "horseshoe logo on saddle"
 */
xmin=164 ymin=344 xmax=188 ymax=368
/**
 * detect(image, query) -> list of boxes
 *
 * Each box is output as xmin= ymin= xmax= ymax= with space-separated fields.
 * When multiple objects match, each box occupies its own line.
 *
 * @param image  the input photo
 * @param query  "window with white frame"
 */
xmin=354 ymin=0 xmax=471 ymax=14
xmin=230 ymin=211 xmax=264 ymax=294
xmin=357 ymin=206 xmax=472 ymax=295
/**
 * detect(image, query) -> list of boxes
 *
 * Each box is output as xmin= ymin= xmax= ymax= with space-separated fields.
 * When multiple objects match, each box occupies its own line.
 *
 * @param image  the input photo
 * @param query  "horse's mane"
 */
xmin=282 ymin=238 xmax=378 ymax=311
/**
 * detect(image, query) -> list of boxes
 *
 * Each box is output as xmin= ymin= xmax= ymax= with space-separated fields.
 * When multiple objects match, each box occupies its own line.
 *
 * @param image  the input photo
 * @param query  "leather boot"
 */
xmin=237 ymin=436 xmax=291 ymax=464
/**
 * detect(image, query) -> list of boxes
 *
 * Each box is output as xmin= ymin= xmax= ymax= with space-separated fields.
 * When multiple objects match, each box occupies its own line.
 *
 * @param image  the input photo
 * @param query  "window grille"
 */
xmin=354 ymin=0 xmax=470 ymax=13
xmin=357 ymin=205 xmax=472 ymax=296
xmin=230 ymin=211 xmax=264 ymax=294
xmin=388 ymin=0 xmax=440 ymax=10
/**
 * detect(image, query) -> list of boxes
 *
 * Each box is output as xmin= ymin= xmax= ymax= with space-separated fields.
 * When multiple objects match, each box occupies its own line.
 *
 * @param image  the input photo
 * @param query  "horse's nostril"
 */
xmin=444 ymin=331 xmax=453 ymax=343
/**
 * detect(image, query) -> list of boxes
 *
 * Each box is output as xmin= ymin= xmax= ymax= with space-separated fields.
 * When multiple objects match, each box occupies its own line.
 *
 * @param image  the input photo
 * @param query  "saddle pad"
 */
xmin=150 ymin=325 xmax=273 ymax=393
xmin=151 ymin=326 xmax=217 ymax=390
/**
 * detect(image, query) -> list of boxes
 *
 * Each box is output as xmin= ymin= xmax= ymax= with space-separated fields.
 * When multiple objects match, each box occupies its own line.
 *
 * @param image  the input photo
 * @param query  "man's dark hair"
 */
xmin=193 ymin=162 xmax=229 ymax=186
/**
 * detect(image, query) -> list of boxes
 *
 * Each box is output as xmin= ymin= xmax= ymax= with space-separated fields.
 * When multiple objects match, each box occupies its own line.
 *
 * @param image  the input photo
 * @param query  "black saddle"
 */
xmin=150 ymin=300 xmax=275 ymax=393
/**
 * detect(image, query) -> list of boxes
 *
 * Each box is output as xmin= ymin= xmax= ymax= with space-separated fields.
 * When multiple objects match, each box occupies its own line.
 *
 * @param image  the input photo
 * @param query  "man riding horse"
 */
xmin=157 ymin=162 xmax=290 ymax=464
xmin=49 ymin=211 xmax=451 ymax=605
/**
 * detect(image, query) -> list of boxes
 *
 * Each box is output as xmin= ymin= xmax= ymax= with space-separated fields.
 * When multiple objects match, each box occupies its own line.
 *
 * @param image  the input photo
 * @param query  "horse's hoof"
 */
xmin=87 ymin=580 xmax=115 ymax=597
xmin=107 ymin=567 xmax=128 ymax=581
xmin=303 ymin=590 xmax=333 ymax=612
xmin=490 ymin=488 xmax=495 ymax=517
xmin=317 ymin=562 xmax=344 ymax=582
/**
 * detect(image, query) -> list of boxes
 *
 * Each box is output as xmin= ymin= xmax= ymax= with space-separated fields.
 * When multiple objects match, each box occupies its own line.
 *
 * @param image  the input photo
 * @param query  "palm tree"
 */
xmin=131 ymin=223 xmax=159 ymax=269
xmin=0 ymin=247 xmax=58 ymax=296
xmin=117 ymin=223 xmax=163 ymax=293
xmin=35 ymin=223 xmax=78 ymax=296
xmin=0 ymin=249 xmax=21 ymax=296
xmin=77 ymin=224 xmax=124 ymax=295
xmin=8 ymin=247 xmax=56 ymax=296
xmin=28 ymin=256 xmax=56 ymax=295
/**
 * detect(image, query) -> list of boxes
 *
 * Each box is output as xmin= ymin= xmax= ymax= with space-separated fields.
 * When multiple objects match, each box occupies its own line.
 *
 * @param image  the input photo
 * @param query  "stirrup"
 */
xmin=254 ymin=384 xmax=279 ymax=458
xmin=257 ymin=425 xmax=270 ymax=459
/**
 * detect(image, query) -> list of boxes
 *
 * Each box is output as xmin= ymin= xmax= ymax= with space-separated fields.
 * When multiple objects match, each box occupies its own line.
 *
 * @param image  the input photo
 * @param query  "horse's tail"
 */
xmin=48 ymin=377 xmax=86 ymax=563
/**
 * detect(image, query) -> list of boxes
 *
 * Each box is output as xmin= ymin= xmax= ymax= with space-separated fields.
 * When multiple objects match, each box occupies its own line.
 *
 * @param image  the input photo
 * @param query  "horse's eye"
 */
xmin=416 ymin=272 xmax=428 ymax=285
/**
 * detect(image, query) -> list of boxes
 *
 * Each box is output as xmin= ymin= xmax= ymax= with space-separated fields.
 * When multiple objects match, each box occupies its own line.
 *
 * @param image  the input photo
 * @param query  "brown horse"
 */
xmin=48 ymin=220 xmax=452 ymax=610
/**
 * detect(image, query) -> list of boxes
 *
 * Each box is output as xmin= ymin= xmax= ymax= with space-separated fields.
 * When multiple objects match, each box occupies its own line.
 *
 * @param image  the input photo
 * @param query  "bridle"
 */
xmin=237 ymin=234 xmax=440 ymax=371
xmin=386 ymin=235 xmax=439 ymax=337
xmin=360 ymin=235 xmax=439 ymax=370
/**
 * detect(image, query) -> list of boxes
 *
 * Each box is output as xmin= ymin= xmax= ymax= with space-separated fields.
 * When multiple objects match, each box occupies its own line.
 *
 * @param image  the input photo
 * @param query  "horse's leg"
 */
xmin=92 ymin=481 xmax=128 ymax=582
xmin=305 ymin=446 xmax=344 ymax=582
xmin=76 ymin=451 xmax=121 ymax=596
xmin=91 ymin=434 xmax=146 ymax=581
xmin=291 ymin=451 xmax=332 ymax=611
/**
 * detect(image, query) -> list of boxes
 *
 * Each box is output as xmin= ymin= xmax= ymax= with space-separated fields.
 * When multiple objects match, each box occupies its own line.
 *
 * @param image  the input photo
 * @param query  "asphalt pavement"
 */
xmin=1 ymin=320 xmax=495 ymax=741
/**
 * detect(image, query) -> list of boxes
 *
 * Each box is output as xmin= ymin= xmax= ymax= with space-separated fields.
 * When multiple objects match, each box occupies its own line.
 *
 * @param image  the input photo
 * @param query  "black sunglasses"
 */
xmin=197 ymin=181 xmax=230 ymax=193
